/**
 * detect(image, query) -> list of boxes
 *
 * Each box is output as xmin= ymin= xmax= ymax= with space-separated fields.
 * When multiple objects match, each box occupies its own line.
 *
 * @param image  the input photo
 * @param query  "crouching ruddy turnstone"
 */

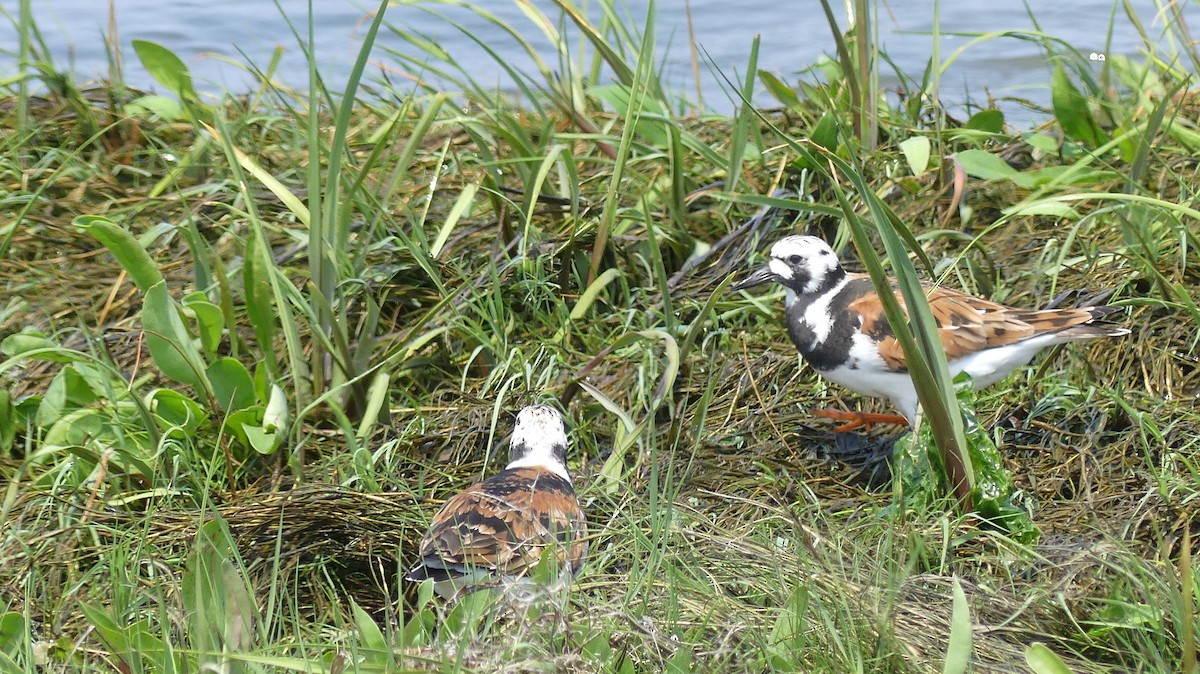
xmin=406 ymin=405 xmax=589 ymax=600
xmin=732 ymin=235 xmax=1130 ymax=430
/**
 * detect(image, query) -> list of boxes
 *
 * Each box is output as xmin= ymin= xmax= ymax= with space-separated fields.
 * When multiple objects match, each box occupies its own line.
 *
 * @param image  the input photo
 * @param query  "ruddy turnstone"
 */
xmin=732 ymin=235 xmax=1130 ymax=430
xmin=406 ymin=405 xmax=589 ymax=600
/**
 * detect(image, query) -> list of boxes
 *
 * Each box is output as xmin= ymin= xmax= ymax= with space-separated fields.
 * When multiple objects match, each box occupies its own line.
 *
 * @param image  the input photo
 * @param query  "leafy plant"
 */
xmin=1 ymin=331 xmax=159 ymax=488
xmin=182 ymin=519 xmax=262 ymax=673
xmin=893 ymin=374 xmax=1038 ymax=540
xmin=0 ymin=610 xmax=29 ymax=670
xmin=1051 ymin=64 xmax=1108 ymax=148
xmin=79 ymin=601 xmax=183 ymax=674
xmin=127 ymin=3 xmax=408 ymax=442
xmin=76 ymin=215 xmax=287 ymax=461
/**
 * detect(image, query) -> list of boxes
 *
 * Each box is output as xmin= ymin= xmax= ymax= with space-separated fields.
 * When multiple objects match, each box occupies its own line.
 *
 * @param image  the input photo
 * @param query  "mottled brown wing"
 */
xmin=851 ymin=281 xmax=1102 ymax=370
xmin=419 ymin=467 xmax=588 ymax=579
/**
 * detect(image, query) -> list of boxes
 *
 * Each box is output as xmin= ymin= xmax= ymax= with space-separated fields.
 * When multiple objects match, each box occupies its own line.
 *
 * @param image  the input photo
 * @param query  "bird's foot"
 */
xmin=813 ymin=408 xmax=910 ymax=432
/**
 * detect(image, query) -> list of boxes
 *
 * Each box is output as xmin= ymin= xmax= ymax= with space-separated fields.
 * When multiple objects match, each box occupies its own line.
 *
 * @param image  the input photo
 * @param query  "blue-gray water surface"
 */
xmin=0 ymin=1 xmax=1193 ymax=128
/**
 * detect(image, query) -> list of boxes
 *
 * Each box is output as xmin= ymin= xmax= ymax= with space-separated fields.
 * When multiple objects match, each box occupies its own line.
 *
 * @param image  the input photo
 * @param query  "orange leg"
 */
xmin=813 ymin=408 xmax=910 ymax=432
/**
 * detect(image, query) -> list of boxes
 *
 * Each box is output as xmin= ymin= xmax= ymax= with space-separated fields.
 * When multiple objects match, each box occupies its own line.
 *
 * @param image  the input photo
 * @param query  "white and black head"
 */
xmin=505 ymin=404 xmax=570 ymax=479
xmin=731 ymin=235 xmax=845 ymax=296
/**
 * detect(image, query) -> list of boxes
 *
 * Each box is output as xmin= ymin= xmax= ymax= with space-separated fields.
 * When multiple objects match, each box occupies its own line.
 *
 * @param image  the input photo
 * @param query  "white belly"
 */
xmin=815 ymin=332 xmax=1057 ymax=423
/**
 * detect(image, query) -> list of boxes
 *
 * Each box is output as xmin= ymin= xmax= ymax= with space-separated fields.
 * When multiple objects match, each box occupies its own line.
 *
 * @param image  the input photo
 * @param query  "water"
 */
xmin=0 ymin=0 xmax=1193 ymax=128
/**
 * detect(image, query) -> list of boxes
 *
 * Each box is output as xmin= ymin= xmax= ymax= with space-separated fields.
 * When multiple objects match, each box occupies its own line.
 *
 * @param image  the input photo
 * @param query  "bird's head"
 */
xmin=732 ymin=235 xmax=844 ymax=296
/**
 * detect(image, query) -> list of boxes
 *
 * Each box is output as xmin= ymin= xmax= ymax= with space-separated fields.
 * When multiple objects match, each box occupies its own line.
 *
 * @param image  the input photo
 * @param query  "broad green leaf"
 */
xmin=1025 ymin=133 xmax=1059 ymax=153
xmin=1051 ymin=66 xmax=1107 ymax=146
xmin=126 ymin=94 xmax=184 ymax=121
xmin=955 ymin=153 xmax=1036 ymax=189
xmin=588 ymin=83 xmax=671 ymax=147
xmin=1004 ymin=201 xmax=1082 ymax=219
xmin=131 ymin=39 xmax=197 ymax=101
xmin=262 ymin=384 xmax=288 ymax=432
xmin=1166 ymin=119 xmax=1200 ymax=151
xmin=897 ymin=372 xmax=1036 ymax=537
xmin=206 ymin=357 xmax=255 ymax=412
xmin=0 ymin=331 xmax=83 ymax=363
xmin=811 ymin=112 xmax=839 ymax=152
xmin=144 ymin=281 xmax=208 ymax=391
xmin=79 ymin=602 xmax=179 ymax=671
xmin=42 ymin=408 xmax=107 ymax=450
xmin=665 ymin=648 xmax=693 ymax=674
xmin=1024 ymin=643 xmax=1073 ymax=674
xmin=36 ymin=366 xmax=99 ymax=426
xmin=223 ymin=407 xmax=260 ymax=449
xmin=46 ymin=411 xmax=157 ymax=478
xmin=78 ymin=602 xmax=130 ymax=656
xmin=147 ymin=388 xmax=209 ymax=434
xmin=768 ymin=584 xmax=808 ymax=661
xmin=1093 ymin=600 xmax=1163 ymax=633
xmin=401 ymin=586 xmax=435 ymax=647
xmin=75 ymin=215 xmax=163 ymax=291
xmin=964 ymin=109 xmax=1004 ymax=133
xmin=12 ymin=395 xmax=40 ymax=417
xmin=955 ymin=149 xmax=1020 ymax=182
xmin=249 ymin=390 xmax=285 ymax=453
xmin=71 ymin=362 xmax=124 ymax=401
xmin=351 ymin=600 xmax=393 ymax=670
xmin=759 ymin=70 xmax=801 ymax=108
xmin=416 ymin=576 xmax=434 ymax=609
xmin=355 ymin=373 xmax=387 ymax=441
xmin=242 ymin=424 xmax=281 ymax=455
xmin=0 ymin=611 xmax=26 ymax=655
xmin=242 ymin=229 xmax=279 ymax=374
xmin=442 ymin=588 xmax=493 ymax=636
xmin=182 ymin=292 xmax=224 ymax=356
xmin=1024 ymin=166 xmax=1122 ymax=187
xmin=33 ymin=370 xmax=66 ymax=427
xmin=0 ymin=391 xmax=13 ymax=454
xmin=899 ymin=136 xmax=932 ymax=177
xmin=943 ymin=577 xmax=972 ymax=674
xmin=582 ymin=631 xmax=613 ymax=663
xmin=252 ymin=360 xmax=269 ymax=403
xmin=184 ymin=520 xmax=258 ymax=660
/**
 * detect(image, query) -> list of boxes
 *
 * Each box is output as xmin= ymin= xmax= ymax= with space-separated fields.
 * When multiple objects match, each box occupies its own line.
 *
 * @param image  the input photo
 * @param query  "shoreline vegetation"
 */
xmin=2 ymin=1 xmax=1199 ymax=672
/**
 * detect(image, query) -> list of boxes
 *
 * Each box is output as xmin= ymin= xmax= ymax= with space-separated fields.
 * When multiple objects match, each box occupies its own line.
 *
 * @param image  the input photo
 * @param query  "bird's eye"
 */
xmin=788 ymin=255 xmax=803 ymax=264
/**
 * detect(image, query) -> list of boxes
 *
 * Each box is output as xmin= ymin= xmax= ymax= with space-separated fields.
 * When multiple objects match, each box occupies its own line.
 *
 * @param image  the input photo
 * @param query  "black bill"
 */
xmin=731 ymin=265 xmax=777 ymax=291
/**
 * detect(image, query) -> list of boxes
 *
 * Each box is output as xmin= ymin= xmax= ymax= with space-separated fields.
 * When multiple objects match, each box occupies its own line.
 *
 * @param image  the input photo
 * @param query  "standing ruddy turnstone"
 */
xmin=732 ymin=235 xmax=1130 ymax=430
xmin=405 ymin=405 xmax=589 ymax=600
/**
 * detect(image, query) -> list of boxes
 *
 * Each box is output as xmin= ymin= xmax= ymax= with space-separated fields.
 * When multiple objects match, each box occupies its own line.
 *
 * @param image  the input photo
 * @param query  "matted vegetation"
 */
xmin=2 ymin=0 xmax=1199 ymax=672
